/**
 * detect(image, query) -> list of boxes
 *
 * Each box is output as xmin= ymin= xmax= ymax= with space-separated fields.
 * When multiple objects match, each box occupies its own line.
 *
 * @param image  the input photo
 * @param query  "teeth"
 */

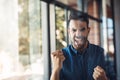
xmin=76 ymin=38 xmax=81 ymax=41
xmin=75 ymin=38 xmax=81 ymax=42
xmin=75 ymin=37 xmax=81 ymax=40
xmin=75 ymin=41 xmax=77 ymax=45
xmin=75 ymin=41 xmax=79 ymax=46
xmin=75 ymin=38 xmax=81 ymax=46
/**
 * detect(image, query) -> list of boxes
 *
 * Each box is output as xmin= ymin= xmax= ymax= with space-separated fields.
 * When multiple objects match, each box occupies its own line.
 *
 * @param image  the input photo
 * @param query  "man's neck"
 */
xmin=78 ymin=41 xmax=88 ymax=53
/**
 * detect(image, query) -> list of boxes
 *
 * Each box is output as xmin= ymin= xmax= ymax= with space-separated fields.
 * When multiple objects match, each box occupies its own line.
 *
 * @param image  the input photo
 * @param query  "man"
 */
xmin=50 ymin=11 xmax=108 ymax=80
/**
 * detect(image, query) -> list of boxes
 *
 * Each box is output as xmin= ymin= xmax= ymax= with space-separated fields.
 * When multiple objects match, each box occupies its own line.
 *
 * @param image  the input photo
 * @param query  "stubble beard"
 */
xmin=71 ymin=36 xmax=88 ymax=50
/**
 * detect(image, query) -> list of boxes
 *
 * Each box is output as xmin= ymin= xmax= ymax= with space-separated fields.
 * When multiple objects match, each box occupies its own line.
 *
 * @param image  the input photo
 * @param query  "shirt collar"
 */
xmin=70 ymin=42 xmax=90 ymax=55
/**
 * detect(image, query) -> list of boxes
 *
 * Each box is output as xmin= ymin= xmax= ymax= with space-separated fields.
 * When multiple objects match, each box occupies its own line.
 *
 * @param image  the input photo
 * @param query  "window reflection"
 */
xmin=19 ymin=0 xmax=43 ymax=80
xmin=0 ymin=0 xmax=43 ymax=80
xmin=55 ymin=6 xmax=67 ymax=50
xmin=55 ymin=0 xmax=85 ymax=11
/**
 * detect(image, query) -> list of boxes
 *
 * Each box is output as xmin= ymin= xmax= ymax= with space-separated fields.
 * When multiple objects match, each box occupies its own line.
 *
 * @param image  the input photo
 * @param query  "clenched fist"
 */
xmin=93 ymin=66 xmax=108 ymax=80
xmin=51 ymin=50 xmax=65 ymax=71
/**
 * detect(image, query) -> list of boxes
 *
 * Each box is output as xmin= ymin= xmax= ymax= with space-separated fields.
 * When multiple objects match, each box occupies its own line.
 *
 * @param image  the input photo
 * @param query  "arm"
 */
xmin=93 ymin=48 xmax=108 ymax=80
xmin=50 ymin=50 xmax=65 ymax=80
xmin=93 ymin=66 xmax=108 ymax=80
xmin=50 ymin=68 xmax=61 ymax=80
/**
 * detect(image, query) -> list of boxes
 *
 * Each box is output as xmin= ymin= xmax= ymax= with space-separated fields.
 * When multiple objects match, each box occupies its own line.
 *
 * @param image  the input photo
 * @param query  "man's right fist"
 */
xmin=51 ymin=50 xmax=65 ymax=71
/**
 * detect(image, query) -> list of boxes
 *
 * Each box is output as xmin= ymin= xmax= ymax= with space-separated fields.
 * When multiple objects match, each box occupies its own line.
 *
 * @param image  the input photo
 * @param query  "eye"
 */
xmin=80 ymin=27 xmax=86 ymax=32
xmin=72 ymin=29 xmax=76 ymax=32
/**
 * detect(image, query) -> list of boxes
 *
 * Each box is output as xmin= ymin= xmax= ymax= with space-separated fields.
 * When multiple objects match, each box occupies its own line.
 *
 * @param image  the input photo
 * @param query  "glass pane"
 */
xmin=107 ymin=18 xmax=114 ymax=53
xmin=18 ymin=0 xmax=43 ymax=80
xmin=106 ymin=0 xmax=116 ymax=79
xmin=87 ymin=0 xmax=100 ymax=18
xmin=88 ymin=19 xmax=100 ymax=45
xmin=55 ymin=6 xmax=67 ymax=50
xmin=55 ymin=0 xmax=84 ymax=11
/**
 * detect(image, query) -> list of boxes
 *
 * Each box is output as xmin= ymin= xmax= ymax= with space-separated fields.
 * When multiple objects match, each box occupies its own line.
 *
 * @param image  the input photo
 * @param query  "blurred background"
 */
xmin=0 ymin=0 xmax=120 ymax=80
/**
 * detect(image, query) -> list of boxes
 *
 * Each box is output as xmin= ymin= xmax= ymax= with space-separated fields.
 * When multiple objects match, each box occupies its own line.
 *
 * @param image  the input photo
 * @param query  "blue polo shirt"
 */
xmin=60 ymin=43 xmax=106 ymax=80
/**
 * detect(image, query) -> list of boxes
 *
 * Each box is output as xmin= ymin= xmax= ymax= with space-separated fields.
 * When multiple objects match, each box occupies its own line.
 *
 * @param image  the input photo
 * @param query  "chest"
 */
xmin=62 ymin=55 xmax=98 ymax=80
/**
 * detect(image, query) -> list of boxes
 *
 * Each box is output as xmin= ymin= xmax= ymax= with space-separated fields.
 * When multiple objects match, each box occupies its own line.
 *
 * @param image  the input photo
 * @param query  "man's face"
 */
xmin=68 ymin=20 xmax=90 ymax=50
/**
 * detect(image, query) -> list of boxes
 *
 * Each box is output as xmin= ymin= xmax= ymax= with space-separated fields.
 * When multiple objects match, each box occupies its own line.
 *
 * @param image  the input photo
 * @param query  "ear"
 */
xmin=87 ymin=27 xmax=90 ymax=34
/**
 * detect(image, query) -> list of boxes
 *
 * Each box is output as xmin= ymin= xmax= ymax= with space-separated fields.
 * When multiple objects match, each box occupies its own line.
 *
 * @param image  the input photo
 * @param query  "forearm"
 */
xmin=50 ymin=50 xmax=65 ymax=80
xmin=50 ymin=69 xmax=60 ymax=80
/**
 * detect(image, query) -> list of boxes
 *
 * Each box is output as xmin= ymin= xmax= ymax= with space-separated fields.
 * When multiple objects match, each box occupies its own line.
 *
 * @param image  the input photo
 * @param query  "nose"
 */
xmin=76 ymin=30 xmax=81 ymax=36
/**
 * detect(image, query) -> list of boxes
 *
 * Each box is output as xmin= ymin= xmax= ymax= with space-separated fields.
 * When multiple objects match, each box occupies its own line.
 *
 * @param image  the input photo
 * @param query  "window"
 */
xmin=0 ymin=0 xmax=43 ymax=80
xmin=0 ymin=0 xmax=116 ymax=80
xmin=19 ymin=0 xmax=43 ymax=79
xmin=55 ymin=6 xmax=67 ymax=49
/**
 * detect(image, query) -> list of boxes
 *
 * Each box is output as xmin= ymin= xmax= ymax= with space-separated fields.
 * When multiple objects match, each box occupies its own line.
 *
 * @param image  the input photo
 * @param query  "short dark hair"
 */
xmin=68 ymin=11 xmax=89 ymax=27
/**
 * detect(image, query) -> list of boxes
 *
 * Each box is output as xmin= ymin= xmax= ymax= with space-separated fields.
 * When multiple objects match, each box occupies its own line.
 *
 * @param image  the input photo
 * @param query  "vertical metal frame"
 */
xmin=77 ymin=0 xmax=84 ymax=11
xmin=49 ymin=4 xmax=57 ymax=79
xmin=101 ymin=0 xmax=108 ymax=52
xmin=84 ymin=0 xmax=88 ymax=13
xmin=41 ymin=1 xmax=51 ymax=80
xmin=50 ymin=4 xmax=56 ymax=53
xmin=65 ymin=9 xmax=69 ymax=45
xmin=113 ymin=0 xmax=120 ymax=79
xmin=111 ymin=0 xmax=117 ymax=78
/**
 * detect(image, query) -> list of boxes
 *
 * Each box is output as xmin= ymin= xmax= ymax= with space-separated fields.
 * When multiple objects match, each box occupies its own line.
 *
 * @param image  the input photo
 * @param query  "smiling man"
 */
xmin=50 ymin=11 xmax=108 ymax=80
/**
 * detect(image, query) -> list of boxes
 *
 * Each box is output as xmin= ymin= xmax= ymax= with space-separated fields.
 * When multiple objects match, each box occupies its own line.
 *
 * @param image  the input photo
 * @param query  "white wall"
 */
xmin=0 ymin=0 xmax=19 ymax=73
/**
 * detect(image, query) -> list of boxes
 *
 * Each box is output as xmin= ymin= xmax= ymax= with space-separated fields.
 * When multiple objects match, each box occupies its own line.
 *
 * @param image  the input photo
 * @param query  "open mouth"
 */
xmin=74 ymin=37 xmax=82 ymax=46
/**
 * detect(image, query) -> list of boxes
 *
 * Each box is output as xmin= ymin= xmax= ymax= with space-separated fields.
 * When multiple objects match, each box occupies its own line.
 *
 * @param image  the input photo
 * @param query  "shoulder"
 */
xmin=88 ymin=43 xmax=104 ymax=57
xmin=62 ymin=45 xmax=71 ymax=51
xmin=61 ymin=45 xmax=72 ymax=56
xmin=89 ymin=43 xmax=104 ymax=52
